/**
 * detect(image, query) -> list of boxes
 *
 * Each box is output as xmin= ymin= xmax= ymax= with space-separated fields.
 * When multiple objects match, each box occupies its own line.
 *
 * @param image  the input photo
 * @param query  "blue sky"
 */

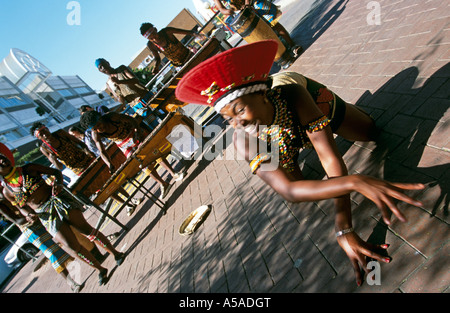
xmin=0 ymin=0 xmax=202 ymax=91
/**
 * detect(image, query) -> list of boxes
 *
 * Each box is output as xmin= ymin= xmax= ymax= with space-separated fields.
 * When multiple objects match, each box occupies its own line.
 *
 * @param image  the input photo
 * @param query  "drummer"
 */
xmin=95 ymin=58 xmax=153 ymax=116
xmin=213 ymin=0 xmax=302 ymax=60
xmin=80 ymin=110 xmax=184 ymax=199
xmin=139 ymin=22 xmax=206 ymax=75
xmin=31 ymin=122 xmax=141 ymax=216
xmin=175 ymin=40 xmax=425 ymax=286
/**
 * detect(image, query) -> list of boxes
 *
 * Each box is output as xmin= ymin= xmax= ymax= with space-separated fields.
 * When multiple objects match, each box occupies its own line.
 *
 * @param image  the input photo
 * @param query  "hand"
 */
xmin=25 ymin=212 xmax=38 ymax=224
xmin=52 ymin=183 xmax=63 ymax=196
xmin=108 ymin=164 xmax=116 ymax=174
xmin=337 ymin=231 xmax=391 ymax=286
xmin=110 ymin=76 xmax=120 ymax=84
xmin=194 ymin=33 xmax=207 ymax=40
xmin=353 ymin=175 xmax=424 ymax=225
xmin=222 ymin=8 xmax=235 ymax=17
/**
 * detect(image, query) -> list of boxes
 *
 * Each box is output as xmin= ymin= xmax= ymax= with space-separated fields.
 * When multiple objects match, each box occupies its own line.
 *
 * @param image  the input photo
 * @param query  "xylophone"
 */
xmin=92 ymin=112 xmax=196 ymax=207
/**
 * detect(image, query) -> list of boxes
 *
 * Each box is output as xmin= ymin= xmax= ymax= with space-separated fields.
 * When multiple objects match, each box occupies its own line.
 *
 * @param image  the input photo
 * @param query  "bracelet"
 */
xmin=335 ymin=227 xmax=354 ymax=237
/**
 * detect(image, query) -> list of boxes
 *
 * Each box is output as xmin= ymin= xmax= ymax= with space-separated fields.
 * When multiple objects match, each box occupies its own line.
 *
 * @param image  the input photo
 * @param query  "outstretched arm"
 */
xmin=234 ymin=128 xmax=424 ymax=285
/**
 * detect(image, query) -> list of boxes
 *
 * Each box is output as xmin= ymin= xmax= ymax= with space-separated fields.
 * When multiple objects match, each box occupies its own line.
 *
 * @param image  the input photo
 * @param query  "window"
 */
xmin=74 ymin=87 xmax=91 ymax=95
xmin=58 ymin=89 xmax=75 ymax=97
xmin=0 ymin=95 xmax=28 ymax=108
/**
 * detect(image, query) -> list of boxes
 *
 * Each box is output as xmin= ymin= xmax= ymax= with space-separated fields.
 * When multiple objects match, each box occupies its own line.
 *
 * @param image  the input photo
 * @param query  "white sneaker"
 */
xmin=159 ymin=183 xmax=173 ymax=199
xmin=126 ymin=205 xmax=136 ymax=216
xmin=131 ymin=197 xmax=144 ymax=205
xmin=173 ymin=171 xmax=185 ymax=182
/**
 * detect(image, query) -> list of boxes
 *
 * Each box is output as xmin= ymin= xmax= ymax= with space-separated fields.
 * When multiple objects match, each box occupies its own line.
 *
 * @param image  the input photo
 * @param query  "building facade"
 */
xmin=0 ymin=48 xmax=118 ymax=153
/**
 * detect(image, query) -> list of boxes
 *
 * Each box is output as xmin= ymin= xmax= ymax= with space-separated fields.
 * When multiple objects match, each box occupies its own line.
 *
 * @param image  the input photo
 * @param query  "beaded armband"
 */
xmin=250 ymin=153 xmax=271 ymax=174
xmin=307 ymin=116 xmax=330 ymax=133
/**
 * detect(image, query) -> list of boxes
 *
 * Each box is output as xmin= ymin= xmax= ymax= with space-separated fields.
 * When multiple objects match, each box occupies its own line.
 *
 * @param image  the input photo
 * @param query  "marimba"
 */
xmin=69 ymin=143 xmax=130 ymax=230
xmin=70 ymin=144 xmax=126 ymax=198
xmin=92 ymin=112 xmax=194 ymax=207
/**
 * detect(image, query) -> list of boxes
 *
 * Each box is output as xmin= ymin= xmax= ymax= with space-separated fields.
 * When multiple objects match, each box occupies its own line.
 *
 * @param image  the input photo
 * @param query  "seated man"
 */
xmin=80 ymin=110 xmax=184 ymax=199
xmin=79 ymin=104 xmax=110 ymax=116
xmin=139 ymin=22 xmax=206 ymax=74
xmin=31 ymin=122 xmax=141 ymax=216
xmin=69 ymin=125 xmax=110 ymax=158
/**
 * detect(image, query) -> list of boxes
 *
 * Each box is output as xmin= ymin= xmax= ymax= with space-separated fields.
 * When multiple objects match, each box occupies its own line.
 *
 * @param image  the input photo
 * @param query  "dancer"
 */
xmin=175 ymin=40 xmax=425 ymax=285
xmin=0 ymin=198 xmax=83 ymax=292
xmin=0 ymin=143 xmax=125 ymax=286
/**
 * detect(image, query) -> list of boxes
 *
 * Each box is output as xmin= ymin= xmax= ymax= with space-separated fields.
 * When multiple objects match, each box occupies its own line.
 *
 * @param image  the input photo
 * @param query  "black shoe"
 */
xmin=115 ymin=252 xmax=126 ymax=266
xmin=98 ymin=269 xmax=108 ymax=286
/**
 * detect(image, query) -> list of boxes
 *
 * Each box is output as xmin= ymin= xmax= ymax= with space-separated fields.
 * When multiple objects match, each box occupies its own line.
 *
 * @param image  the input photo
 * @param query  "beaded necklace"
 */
xmin=3 ymin=166 xmax=23 ymax=188
xmin=257 ymin=87 xmax=331 ymax=172
xmin=250 ymin=86 xmax=332 ymax=174
xmin=258 ymin=88 xmax=308 ymax=172
xmin=3 ymin=167 xmax=44 ymax=207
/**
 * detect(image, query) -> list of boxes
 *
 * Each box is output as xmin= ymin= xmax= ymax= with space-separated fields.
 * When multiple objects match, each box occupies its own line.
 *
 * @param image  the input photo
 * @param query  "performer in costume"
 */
xmin=175 ymin=40 xmax=425 ymax=286
xmin=80 ymin=111 xmax=183 ymax=199
xmin=31 ymin=122 xmax=141 ymax=216
xmin=140 ymin=23 xmax=206 ymax=74
xmin=213 ymin=0 xmax=303 ymax=60
xmin=0 ymin=143 xmax=125 ymax=286
xmin=0 ymin=199 xmax=82 ymax=292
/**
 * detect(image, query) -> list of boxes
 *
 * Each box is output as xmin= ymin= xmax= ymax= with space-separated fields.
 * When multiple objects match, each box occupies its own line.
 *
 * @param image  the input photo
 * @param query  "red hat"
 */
xmin=175 ymin=40 xmax=278 ymax=112
xmin=0 ymin=142 xmax=15 ymax=167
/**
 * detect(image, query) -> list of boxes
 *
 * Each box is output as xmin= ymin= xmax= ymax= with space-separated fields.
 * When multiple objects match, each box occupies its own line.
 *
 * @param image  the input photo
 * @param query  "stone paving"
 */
xmin=1 ymin=0 xmax=448 ymax=294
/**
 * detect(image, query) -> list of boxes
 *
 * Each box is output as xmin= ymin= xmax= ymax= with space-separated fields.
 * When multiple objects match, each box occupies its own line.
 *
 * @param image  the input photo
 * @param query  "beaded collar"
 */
xmin=258 ymin=88 xmax=310 ymax=172
xmin=2 ymin=166 xmax=44 ymax=207
xmin=251 ymin=86 xmax=331 ymax=174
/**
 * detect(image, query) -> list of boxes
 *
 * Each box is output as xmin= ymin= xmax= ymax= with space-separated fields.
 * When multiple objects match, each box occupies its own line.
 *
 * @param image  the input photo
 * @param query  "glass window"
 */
xmin=74 ymin=87 xmax=91 ymax=95
xmin=58 ymin=89 xmax=75 ymax=97
xmin=0 ymin=95 xmax=28 ymax=108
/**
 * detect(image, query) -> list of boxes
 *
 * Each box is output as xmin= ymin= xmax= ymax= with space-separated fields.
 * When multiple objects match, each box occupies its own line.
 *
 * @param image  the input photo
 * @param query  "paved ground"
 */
xmin=1 ymin=0 xmax=448 ymax=295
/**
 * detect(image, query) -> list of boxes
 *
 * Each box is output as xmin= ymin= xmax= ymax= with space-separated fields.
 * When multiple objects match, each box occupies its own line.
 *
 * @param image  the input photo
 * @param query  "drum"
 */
xmin=230 ymin=8 xmax=291 ymax=65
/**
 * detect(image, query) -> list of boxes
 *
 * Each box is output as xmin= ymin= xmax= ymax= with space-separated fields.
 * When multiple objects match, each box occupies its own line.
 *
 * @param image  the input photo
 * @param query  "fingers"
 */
xmin=387 ymin=186 xmax=424 ymax=208
xmin=361 ymin=243 xmax=392 ymax=264
xmin=379 ymin=195 xmax=407 ymax=224
xmin=353 ymin=243 xmax=392 ymax=286
xmin=351 ymin=259 xmax=363 ymax=287
xmin=391 ymin=182 xmax=425 ymax=191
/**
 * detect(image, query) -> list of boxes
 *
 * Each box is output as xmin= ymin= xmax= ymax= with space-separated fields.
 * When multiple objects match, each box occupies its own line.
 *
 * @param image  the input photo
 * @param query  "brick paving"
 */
xmin=1 ymin=0 xmax=448 ymax=294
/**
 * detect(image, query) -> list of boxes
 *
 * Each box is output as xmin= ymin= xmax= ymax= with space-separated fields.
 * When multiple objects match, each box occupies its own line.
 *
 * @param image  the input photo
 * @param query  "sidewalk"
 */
xmin=2 ymin=0 xmax=449 ymax=293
